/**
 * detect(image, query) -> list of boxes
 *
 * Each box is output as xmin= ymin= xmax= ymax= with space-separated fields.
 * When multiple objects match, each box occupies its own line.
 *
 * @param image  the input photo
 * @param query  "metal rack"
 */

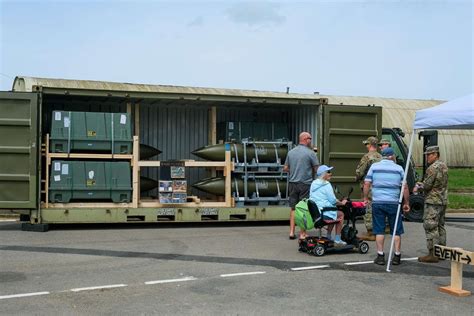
xmin=231 ymin=139 xmax=292 ymax=206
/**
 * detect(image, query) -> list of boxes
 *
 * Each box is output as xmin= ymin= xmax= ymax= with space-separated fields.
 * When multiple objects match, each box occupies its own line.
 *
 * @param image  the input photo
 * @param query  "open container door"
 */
xmin=0 ymin=92 xmax=39 ymax=209
xmin=321 ymin=104 xmax=382 ymax=199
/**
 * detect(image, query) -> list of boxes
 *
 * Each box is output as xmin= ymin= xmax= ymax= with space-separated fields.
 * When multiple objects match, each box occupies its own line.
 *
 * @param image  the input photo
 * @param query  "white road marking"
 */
xmin=344 ymin=260 xmax=374 ymax=266
xmin=0 ymin=291 xmax=50 ymax=300
xmin=220 ymin=271 xmax=266 ymax=277
xmin=401 ymin=257 xmax=418 ymax=261
xmin=70 ymin=284 xmax=127 ymax=292
xmin=290 ymin=265 xmax=330 ymax=271
xmin=145 ymin=276 xmax=197 ymax=285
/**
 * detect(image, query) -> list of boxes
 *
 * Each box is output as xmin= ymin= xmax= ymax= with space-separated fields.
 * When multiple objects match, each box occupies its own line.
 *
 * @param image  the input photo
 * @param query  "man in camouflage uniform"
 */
xmin=415 ymin=146 xmax=448 ymax=263
xmin=355 ymin=136 xmax=382 ymax=241
xmin=379 ymin=139 xmax=391 ymax=151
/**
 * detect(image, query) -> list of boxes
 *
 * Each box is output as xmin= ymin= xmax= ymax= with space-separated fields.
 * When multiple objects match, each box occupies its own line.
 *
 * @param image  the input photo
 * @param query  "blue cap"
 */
xmin=317 ymin=165 xmax=334 ymax=176
xmin=381 ymin=147 xmax=395 ymax=157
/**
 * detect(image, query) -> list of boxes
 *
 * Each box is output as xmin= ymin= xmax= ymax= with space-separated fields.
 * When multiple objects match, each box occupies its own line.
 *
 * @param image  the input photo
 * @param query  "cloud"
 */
xmin=225 ymin=2 xmax=286 ymax=27
xmin=187 ymin=16 xmax=204 ymax=27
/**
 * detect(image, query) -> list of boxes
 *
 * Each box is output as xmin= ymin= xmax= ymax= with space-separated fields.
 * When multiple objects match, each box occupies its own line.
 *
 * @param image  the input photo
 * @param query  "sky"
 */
xmin=0 ymin=0 xmax=472 ymax=100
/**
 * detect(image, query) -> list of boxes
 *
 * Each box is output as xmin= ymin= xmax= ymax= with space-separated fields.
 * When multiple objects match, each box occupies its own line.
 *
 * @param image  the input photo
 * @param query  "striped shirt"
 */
xmin=365 ymin=159 xmax=404 ymax=204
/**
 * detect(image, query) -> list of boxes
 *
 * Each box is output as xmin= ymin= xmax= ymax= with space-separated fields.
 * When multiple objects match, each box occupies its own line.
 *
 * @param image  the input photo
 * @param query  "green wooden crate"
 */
xmin=50 ymin=111 xmax=132 ymax=153
xmin=49 ymin=161 xmax=132 ymax=203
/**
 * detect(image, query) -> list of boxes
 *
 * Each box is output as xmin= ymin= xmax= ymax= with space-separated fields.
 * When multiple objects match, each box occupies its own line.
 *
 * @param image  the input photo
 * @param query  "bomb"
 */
xmin=192 ymin=176 xmax=287 ymax=197
xmin=192 ymin=143 xmax=289 ymax=163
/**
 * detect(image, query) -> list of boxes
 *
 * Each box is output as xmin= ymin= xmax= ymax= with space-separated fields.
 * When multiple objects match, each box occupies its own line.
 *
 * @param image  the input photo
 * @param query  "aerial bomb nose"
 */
xmin=140 ymin=176 xmax=159 ymax=192
xmin=192 ymin=144 xmax=225 ymax=161
xmin=192 ymin=177 xmax=221 ymax=195
xmin=140 ymin=144 xmax=162 ymax=159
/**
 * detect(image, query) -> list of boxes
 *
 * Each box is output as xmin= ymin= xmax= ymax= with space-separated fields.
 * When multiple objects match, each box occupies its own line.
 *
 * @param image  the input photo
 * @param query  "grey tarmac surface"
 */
xmin=0 ymin=219 xmax=473 ymax=315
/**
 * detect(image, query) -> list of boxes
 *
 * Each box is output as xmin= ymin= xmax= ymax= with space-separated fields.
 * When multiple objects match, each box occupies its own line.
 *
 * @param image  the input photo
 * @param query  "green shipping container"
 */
xmin=49 ymin=161 xmax=132 ymax=203
xmin=50 ymin=111 xmax=132 ymax=154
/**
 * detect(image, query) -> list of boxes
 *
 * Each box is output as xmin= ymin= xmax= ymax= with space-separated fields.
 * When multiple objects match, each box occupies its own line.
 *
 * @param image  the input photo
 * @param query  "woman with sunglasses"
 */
xmin=307 ymin=165 xmax=348 ymax=246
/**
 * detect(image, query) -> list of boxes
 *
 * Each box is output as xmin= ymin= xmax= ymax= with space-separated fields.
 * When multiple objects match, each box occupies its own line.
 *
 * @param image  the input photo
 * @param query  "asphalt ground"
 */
xmin=0 ymin=219 xmax=473 ymax=315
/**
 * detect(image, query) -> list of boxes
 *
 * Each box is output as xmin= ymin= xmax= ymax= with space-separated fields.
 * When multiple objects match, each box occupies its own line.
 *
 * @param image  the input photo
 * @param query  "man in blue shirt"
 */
xmin=363 ymin=147 xmax=410 ymax=265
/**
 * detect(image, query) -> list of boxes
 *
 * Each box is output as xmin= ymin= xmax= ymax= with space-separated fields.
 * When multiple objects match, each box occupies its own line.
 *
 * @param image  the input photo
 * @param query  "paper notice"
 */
xmin=54 ymin=162 xmax=61 ymax=171
xmin=64 ymin=117 xmax=70 ymax=128
xmin=54 ymin=175 xmax=61 ymax=182
xmin=55 ymin=112 xmax=61 ymax=121
xmin=62 ymin=164 xmax=69 ymax=175
xmin=120 ymin=114 xmax=127 ymax=125
xmin=88 ymin=170 xmax=95 ymax=179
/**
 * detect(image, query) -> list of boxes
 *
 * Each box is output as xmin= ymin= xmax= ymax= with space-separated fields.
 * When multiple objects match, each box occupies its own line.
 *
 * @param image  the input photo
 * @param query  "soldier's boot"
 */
xmin=418 ymin=250 xmax=439 ymax=263
xmin=359 ymin=229 xmax=376 ymax=241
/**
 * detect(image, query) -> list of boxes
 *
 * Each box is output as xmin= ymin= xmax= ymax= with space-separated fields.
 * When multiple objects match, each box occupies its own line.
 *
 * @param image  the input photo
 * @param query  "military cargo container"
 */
xmin=0 ymin=76 xmax=382 ymax=230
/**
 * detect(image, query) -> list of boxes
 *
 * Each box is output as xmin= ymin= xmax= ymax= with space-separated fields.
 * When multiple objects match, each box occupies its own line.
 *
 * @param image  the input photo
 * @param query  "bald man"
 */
xmin=284 ymin=132 xmax=319 ymax=239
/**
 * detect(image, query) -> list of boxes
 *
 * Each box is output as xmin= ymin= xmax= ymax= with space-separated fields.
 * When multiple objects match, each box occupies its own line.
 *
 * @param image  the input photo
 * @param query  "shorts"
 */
xmin=372 ymin=203 xmax=404 ymax=236
xmin=289 ymin=182 xmax=310 ymax=209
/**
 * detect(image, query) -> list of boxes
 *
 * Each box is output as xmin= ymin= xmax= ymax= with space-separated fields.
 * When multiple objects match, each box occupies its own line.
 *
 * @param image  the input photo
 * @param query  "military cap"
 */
xmin=424 ymin=145 xmax=439 ymax=154
xmin=381 ymin=147 xmax=395 ymax=157
xmin=379 ymin=139 xmax=391 ymax=145
xmin=362 ymin=136 xmax=378 ymax=146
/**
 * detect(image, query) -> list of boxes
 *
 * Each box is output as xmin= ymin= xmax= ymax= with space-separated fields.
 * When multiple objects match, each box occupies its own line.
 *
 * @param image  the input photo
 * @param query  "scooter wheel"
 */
xmin=313 ymin=245 xmax=326 ymax=256
xmin=358 ymin=241 xmax=369 ymax=254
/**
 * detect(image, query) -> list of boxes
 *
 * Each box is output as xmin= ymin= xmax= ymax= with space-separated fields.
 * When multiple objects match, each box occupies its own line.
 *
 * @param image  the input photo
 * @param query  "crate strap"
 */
xmin=111 ymin=113 xmax=115 ymax=156
xmin=67 ymin=111 xmax=72 ymax=156
xmin=233 ymin=178 xmax=239 ymax=198
xmin=232 ymin=143 xmax=239 ymax=163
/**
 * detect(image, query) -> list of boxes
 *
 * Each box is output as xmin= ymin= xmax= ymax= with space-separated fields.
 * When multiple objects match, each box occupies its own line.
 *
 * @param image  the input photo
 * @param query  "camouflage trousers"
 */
xmin=362 ymin=187 xmax=373 ymax=230
xmin=423 ymin=203 xmax=447 ymax=251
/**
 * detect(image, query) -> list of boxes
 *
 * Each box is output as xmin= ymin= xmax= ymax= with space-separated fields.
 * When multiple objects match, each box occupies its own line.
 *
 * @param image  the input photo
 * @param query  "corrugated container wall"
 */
xmin=140 ymin=103 xmax=209 ymax=197
xmin=217 ymin=105 xmax=319 ymax=145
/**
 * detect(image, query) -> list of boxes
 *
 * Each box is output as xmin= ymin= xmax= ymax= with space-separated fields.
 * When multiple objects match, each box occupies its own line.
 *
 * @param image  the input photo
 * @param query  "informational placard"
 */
xmin=159 ymin=161 xmax=187 ymax=204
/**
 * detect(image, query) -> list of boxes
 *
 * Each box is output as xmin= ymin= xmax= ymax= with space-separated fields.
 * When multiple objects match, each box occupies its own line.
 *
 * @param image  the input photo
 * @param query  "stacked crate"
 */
xmin=48 ymin=111 xmax=133 ymax=203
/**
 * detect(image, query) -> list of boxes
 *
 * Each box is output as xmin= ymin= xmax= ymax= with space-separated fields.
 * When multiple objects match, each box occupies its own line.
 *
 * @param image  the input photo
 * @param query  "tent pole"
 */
xmin=386 ymin=129 xmax=416 ymax=272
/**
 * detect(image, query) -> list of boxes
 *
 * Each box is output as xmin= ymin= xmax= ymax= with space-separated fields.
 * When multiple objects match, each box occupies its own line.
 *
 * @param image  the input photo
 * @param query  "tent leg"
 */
xmin=386 ymin=129 xmax=416 ymax=272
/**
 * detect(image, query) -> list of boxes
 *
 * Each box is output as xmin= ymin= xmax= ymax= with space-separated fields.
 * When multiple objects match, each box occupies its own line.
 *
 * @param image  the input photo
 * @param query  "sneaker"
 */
xmin=374 ymin=253 xmax=385 ymax=265
xmin=392 ymin=254 xmax=401 ymax=265
xmin=334 ymin=240 xmax=347 ymax=247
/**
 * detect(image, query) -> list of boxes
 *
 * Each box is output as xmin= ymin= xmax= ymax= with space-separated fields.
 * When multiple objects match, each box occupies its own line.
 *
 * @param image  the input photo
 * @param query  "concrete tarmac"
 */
xmin=0 ymin=220 xmax=473 ymax=315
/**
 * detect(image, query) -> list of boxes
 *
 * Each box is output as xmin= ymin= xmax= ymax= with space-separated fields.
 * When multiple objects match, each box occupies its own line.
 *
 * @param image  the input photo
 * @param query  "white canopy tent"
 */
xmin=386 ymin=93 xmax=474 ymax=272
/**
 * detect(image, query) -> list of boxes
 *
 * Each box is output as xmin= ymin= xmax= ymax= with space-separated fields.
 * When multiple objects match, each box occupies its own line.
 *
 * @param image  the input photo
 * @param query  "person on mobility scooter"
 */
xmin=296 ymin=165 xmax=370 ymax=256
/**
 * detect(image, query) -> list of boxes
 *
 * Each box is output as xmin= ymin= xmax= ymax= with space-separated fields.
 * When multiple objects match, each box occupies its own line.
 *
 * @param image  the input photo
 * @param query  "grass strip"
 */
xmin=448 ymin=193 xmax=474 ymax=209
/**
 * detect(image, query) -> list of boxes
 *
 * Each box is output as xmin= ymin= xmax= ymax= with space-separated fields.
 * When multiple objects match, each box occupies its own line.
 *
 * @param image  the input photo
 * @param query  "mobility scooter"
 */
xmin=297 ymin=192 xmax=369 ymax=257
